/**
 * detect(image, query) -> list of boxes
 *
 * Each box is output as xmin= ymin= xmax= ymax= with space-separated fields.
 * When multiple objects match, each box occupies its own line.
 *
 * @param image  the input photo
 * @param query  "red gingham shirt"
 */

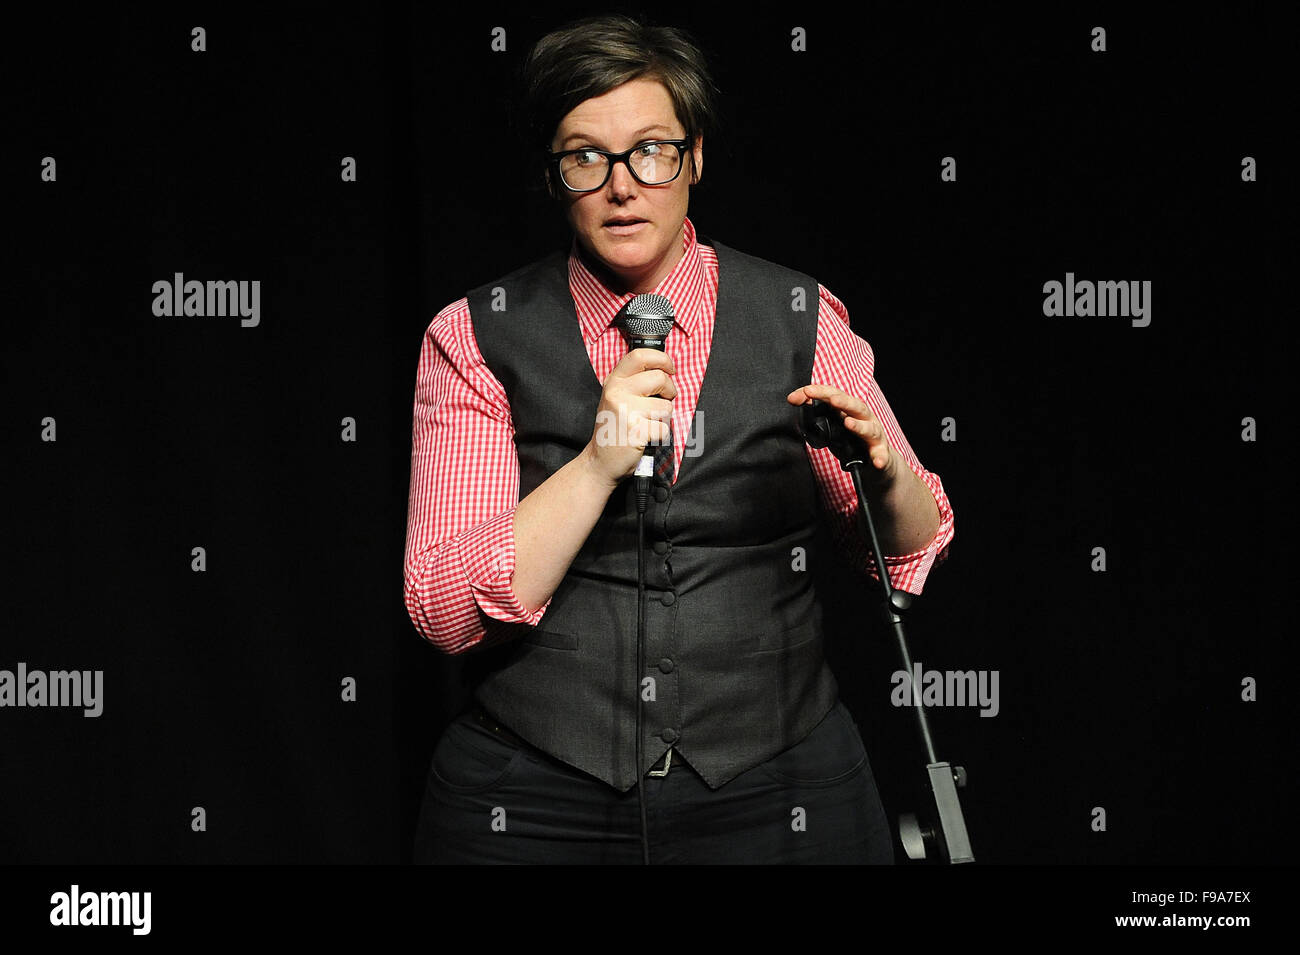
xmin=404 ymin=217 xmax=955 ymax=654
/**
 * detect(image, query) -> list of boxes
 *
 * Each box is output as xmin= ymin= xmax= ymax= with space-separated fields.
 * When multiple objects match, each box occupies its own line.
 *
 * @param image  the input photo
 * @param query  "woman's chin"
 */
xmin=601 ymin=241 xmax=660 ymax=272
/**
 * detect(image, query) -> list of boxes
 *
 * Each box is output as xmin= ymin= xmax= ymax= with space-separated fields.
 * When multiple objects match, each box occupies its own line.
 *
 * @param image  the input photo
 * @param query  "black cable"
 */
xmin=634 ymin=472 xmax=652 ymax=865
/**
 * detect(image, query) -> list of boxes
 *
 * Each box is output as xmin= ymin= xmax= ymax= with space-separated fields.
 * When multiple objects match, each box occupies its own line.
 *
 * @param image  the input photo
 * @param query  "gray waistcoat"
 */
xmin=465 ymin=234 xmax=839 ymax=792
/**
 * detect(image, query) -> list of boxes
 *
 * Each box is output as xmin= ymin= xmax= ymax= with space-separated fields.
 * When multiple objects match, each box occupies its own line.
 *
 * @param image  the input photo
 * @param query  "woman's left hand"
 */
xmin=787 ymin=383 xmax=899 ymax=484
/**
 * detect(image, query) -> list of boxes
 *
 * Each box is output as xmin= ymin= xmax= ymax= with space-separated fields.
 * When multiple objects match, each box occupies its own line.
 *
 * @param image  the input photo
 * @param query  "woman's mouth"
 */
xmin=604 ymin=218 xmax=647 ymax=236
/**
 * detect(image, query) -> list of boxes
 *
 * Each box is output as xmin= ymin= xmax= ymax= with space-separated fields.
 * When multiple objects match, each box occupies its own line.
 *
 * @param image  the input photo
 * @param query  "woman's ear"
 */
xmin=689 ymin=134 xmax=704 ymax=185
xmin=544 ymin=168 xmax=558 ymax=200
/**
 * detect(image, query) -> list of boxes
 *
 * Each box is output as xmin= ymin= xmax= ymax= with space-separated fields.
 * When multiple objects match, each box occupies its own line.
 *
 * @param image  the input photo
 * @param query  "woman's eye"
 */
xmin=636 ymin=144 xmax=661 ymax=157
xmin=575 ymin=150 xmax=600 ymax=165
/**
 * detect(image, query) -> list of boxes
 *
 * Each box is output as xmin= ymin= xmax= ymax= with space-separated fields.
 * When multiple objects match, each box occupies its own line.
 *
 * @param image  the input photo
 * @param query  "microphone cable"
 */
xmin=615 ymin=292 xmax=675 ymax=867
xmin=634 ymin=465 xmax=654 ymax=865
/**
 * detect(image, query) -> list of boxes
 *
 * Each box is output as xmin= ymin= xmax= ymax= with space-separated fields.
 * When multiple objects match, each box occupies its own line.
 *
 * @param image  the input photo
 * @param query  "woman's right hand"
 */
xmin=583 ymin=347 xmax=677 ymax=488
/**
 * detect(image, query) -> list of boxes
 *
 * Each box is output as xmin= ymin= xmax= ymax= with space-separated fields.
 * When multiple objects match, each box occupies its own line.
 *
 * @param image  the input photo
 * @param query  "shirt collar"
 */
xmin=569 ymin=216 xmax=705 ymax=345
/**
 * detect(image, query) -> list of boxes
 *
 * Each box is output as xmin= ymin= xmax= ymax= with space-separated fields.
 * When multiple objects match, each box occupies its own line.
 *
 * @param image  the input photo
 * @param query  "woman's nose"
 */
xmin=607 ymin=159 xmax=638 ymax=197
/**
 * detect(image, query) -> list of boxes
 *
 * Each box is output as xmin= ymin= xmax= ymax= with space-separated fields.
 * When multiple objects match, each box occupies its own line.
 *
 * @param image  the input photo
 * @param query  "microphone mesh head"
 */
xmin=618 ymin=293 xmax=674 ymax=339
xmin=627 ymin=293 xmax=674 ymax=318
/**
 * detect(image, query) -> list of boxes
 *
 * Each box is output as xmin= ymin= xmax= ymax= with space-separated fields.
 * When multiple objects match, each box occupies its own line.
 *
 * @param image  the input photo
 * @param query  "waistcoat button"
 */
xmin=660 ymin=727 xmax=679 ymax=744
xmin=652 ymin=540 xmax=668 ymax=554
xmin=653 ymin=486 xmax=668 ymax=502
xmin=660 ymin=591 xmax=676 ymax=606
xmin=658 ymin=657 xmax=674 ymax=673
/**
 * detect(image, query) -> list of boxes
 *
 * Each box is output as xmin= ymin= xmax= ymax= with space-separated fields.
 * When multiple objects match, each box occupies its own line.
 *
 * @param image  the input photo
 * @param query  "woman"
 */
xmin=405 ymin=13 xmax=954 ymax=863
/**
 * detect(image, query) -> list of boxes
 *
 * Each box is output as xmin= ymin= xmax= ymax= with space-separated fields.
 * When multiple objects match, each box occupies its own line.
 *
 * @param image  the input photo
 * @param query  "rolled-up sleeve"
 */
xmin=402 ymin=299 xmax=551 ymax=655
xmin=806 ymin=284 xmax=955 ymax=595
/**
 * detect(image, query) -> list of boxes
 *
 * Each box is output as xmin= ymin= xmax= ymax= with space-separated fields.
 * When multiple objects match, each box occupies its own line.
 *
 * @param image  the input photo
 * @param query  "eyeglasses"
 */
xmin=548 ymin=139 xmax=692 ymax=193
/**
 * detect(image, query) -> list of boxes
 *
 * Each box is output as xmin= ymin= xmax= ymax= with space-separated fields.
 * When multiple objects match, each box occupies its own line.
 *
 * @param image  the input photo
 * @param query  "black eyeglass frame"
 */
xmin=546 ymin=139 xmax=693 ymax=193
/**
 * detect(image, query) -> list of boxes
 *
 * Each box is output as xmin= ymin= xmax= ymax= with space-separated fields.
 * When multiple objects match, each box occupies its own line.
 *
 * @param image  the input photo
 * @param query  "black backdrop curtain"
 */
xmin=6 ymin=3 xmax=1291 ymax=867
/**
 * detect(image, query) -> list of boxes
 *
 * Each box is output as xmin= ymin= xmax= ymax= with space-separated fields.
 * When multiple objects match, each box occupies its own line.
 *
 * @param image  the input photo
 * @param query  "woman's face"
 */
xmin=549 ymin=77 xmax=703 ymax=295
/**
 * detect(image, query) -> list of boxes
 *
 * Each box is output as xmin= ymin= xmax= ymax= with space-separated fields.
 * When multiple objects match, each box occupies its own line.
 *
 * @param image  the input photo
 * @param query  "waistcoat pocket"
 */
xmin=756 ymin=621 xmax=818 ymax=652
xmin=523 ymin=627 xmax=579 ymax=651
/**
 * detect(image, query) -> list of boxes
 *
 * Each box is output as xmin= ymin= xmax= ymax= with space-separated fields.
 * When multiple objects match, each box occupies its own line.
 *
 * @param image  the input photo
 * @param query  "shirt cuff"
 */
xmin=456 ymin=508 xmax=552 ymax=626
xmin=859 ymin=474 xmax=955 ymax=596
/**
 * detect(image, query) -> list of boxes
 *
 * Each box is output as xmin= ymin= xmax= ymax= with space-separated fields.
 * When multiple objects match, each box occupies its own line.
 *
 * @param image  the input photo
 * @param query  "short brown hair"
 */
xmin=517 ymin=14 xmax=720 ymax=193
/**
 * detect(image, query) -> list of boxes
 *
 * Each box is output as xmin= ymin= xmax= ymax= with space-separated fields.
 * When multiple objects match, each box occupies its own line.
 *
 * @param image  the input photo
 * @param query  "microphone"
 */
xmin=614 ymin=293 xmax=675 ymax=481
xmin=613 ymin=292 xmax=675 ymax=868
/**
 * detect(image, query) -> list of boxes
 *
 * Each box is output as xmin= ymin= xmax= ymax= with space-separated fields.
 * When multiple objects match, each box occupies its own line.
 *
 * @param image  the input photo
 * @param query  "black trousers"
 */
xmin=413 ymin=699 xmax=894 ymax=864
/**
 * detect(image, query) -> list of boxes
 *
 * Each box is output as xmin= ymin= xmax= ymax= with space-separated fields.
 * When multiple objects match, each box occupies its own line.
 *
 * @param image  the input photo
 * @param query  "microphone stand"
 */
xmin=799 ymin=398 xmax=975 ymax=864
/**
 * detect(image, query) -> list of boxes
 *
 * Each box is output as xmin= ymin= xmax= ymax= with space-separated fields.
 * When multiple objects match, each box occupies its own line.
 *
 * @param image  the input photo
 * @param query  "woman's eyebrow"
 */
xmin=559 ymin=124 xmax=672 ymax=148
